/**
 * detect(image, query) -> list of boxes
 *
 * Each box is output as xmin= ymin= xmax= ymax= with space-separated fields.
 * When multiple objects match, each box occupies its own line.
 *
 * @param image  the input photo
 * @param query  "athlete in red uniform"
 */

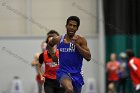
xmin=38 ymin=30 xmax=65 ymax=93
xmin=126 ymin=49 xmax=140 ymax=93
xmin=107 ymin=53 xmax=120 ymax=93
xmin=32 ymin=41 xmax=47 ymax=93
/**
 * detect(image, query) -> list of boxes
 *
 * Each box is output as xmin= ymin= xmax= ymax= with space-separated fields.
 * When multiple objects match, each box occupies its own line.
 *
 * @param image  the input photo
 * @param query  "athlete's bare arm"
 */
xmin=31 ymin=61 xmax=38 ymax=66
xmin=37 ymin=63 xmax=45 ymax=81
xmin=73 ymin=35 xmax=91 ymax=61
xmin=31 ymin=53 xmax=40 ymax=66
xmin=37 ymin=63 xmax=43 ymax=76
xmin=47 ymin=36 xmax=61 ymax=62
xmin=32 ymin=53 xmax=43 ymax=79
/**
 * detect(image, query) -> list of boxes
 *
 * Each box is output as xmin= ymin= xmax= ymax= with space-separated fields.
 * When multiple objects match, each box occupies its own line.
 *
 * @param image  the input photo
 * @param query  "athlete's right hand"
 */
xmin=72 ymin=35 xmax=79 ymax=45
xmin=40 ymin=75 xmax=45 ymax=82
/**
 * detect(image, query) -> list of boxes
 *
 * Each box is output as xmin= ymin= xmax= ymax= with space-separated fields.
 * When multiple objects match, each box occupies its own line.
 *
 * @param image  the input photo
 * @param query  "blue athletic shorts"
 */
xmin=56 ymin=70 xmax=84 ymax=93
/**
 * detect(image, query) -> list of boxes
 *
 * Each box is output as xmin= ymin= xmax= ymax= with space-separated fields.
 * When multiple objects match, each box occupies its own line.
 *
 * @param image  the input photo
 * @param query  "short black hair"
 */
xmin=46 ymin=30 xmax=59 ymax=43
xmin=47 ymin=30 xmax=59 ymax=36
xmin=126 ymin=49 xmax=135 ymax=59
xmin=66 ymin=16 xmax=80 ymax=29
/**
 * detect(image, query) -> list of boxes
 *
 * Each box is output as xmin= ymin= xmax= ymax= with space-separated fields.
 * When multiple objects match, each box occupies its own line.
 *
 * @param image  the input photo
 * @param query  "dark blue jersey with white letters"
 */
xmin=57 ymin=34 xmax=83 ymax=73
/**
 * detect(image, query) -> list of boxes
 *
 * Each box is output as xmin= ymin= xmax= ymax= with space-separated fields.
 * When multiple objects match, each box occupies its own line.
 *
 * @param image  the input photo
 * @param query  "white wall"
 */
xmin=0 ymin=36 xmax=99 ymax=93
xmin=31 ymin=0 xmax=97 ymax=36
xmin=0 ymin=37 xmax=44 ymax=93
xmin=0 ymin=0 xmax=96 ymax=36
xmin=0 ymin=0 xmax=27 ymax=35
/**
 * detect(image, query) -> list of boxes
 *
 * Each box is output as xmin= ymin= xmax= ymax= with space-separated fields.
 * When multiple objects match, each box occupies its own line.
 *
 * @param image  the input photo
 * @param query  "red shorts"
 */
xmin=36 ymin=74 xmax=43 ymax=84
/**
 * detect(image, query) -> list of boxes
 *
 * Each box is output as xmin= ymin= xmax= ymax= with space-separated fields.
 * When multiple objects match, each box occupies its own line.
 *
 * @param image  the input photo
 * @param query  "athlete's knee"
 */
xmin=61 ymin=78 xmax=74 ymax=93
xmin=65 ymin=85 xmax=73 ymax=93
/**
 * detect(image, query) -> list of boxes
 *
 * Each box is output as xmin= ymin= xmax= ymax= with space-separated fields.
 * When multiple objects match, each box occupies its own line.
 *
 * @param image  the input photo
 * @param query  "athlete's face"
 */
xmin=110 ymin=53 xmax=116 ymax=61
xmin=66 ymin=20 xmax=78 ymax=37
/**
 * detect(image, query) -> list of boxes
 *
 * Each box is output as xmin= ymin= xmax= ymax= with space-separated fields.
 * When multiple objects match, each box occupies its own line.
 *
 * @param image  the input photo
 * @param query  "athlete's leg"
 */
xmin=37 ymin=82 xmax=43 ymax=93
xmin=73 ymin=86 xmax=82 ymax=93
xmin=71 ymin=73 xmax=84 ymax=93
xmin=44 ymin=78 xmax=54 ymax=93
xmin=73 ymin=82 xmax=82 ymax=93
xmin=108 ymin=82 xmax=115 ymax=93
xmin=54 ymin=80 xmax=65 ymax=93
xmin=54 ymin=87 xmax=65 ymax=93
xmin=60 ymin=77 xmax=74 ymax=93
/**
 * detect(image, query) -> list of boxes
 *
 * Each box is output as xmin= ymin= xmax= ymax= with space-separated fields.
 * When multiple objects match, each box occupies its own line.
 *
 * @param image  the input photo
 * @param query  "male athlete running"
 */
xmin=48 ymin=16 xmax=91 ymax=93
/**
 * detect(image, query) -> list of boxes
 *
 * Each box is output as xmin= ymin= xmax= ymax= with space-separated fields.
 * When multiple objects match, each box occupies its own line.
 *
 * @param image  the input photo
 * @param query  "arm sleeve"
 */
xmin=39 ymin=53 xmax=43 ymax=64
xmin=129 ymin=59 xmax=140 ymax=79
